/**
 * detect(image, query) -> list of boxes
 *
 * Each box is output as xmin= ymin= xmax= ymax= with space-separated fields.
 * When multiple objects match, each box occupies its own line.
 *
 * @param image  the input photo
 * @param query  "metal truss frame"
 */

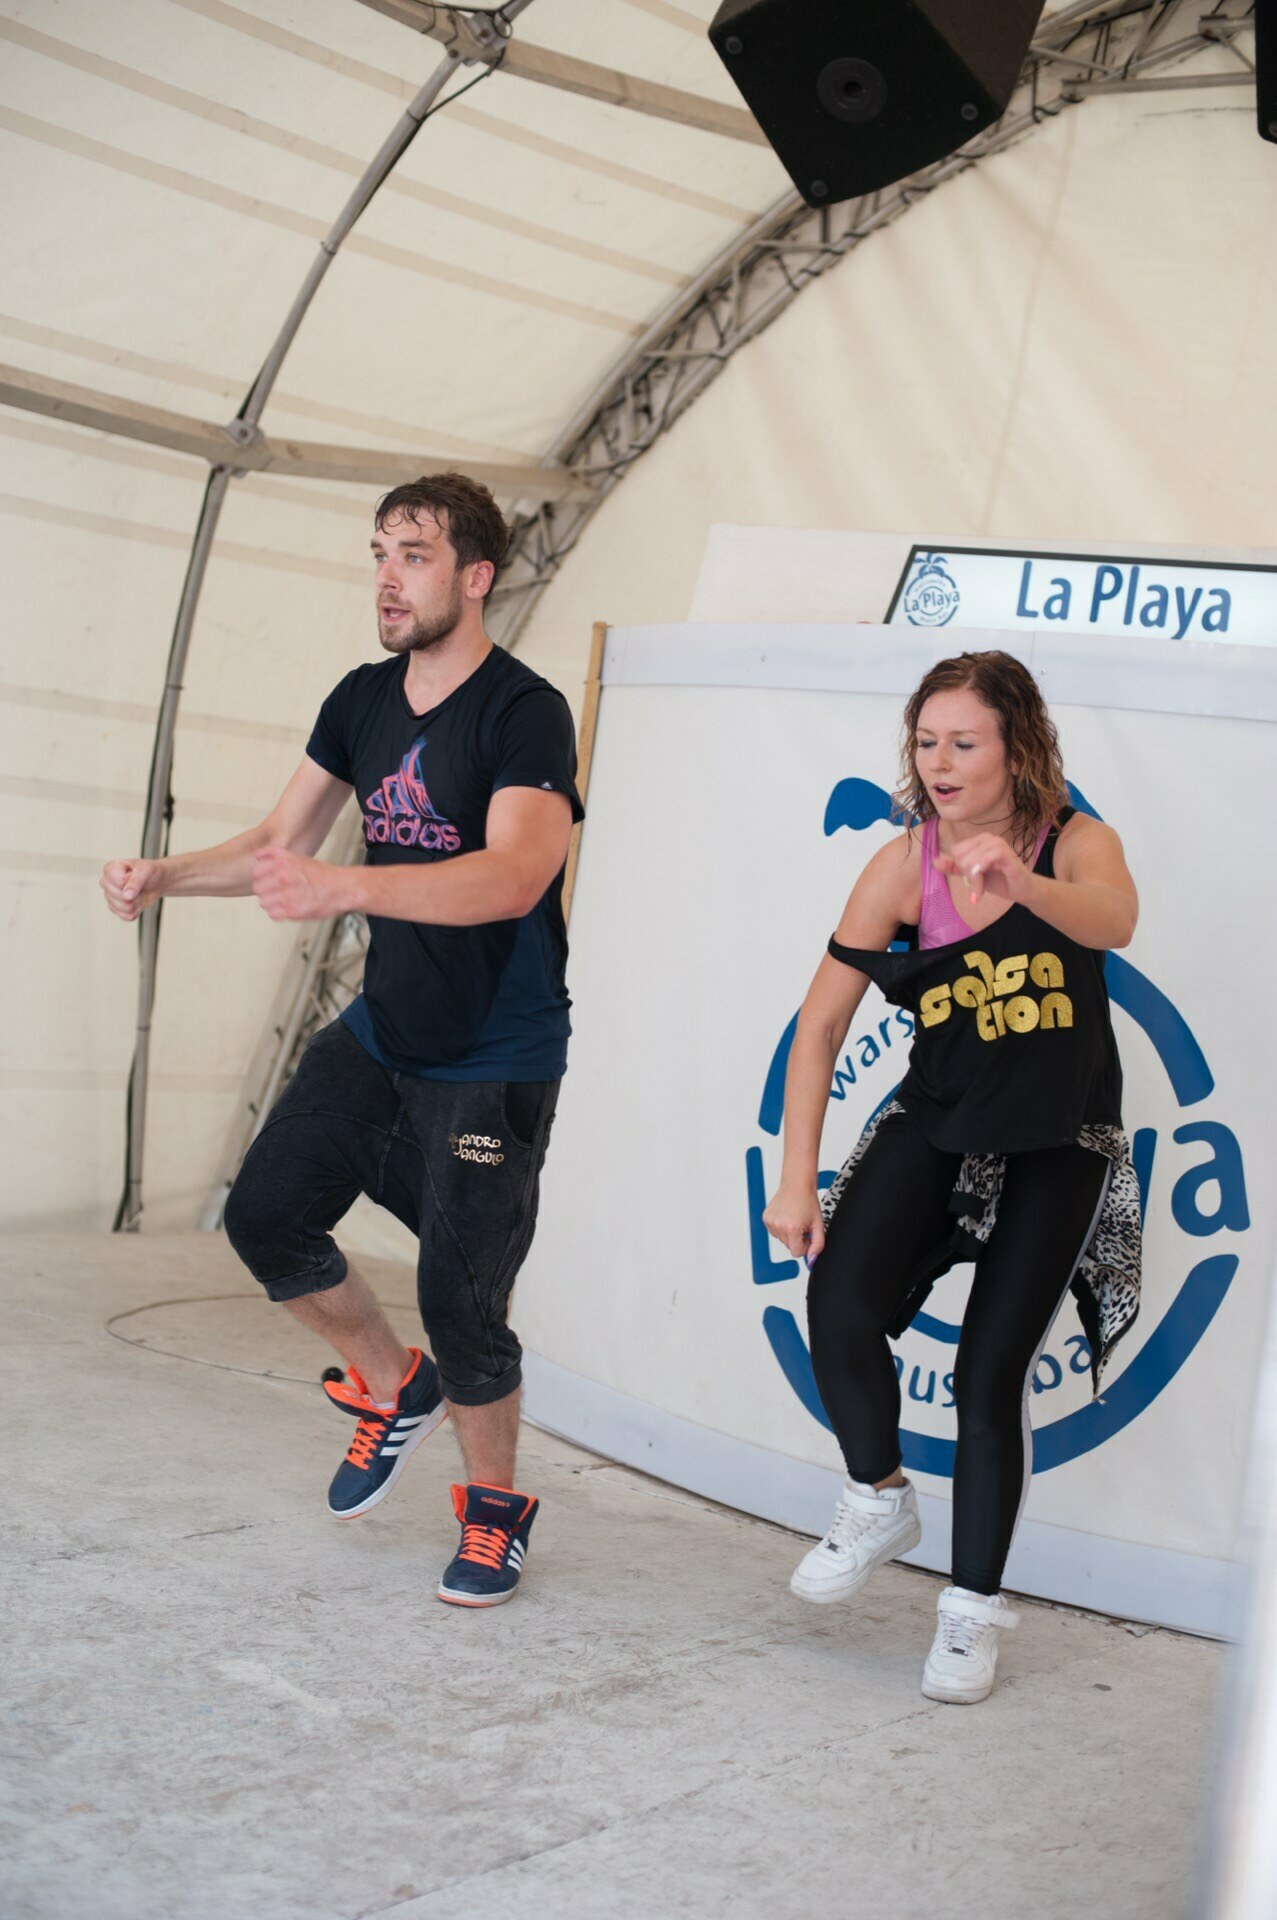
xmin=206 ymin=0 xmax=1256 ymax=1223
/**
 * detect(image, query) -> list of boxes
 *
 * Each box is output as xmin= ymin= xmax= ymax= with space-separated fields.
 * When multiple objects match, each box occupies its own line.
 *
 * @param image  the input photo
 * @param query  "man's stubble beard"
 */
xmin=377 ymin=581 xmax=464 ymax=656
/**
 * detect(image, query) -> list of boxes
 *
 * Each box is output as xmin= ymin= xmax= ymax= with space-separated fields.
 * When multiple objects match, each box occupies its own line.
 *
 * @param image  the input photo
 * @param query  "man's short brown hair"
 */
xmin=375 ymin=472 xmax=509 ymax=598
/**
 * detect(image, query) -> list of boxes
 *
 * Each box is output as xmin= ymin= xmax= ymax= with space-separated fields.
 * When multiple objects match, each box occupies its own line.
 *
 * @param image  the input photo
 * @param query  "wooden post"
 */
xmin=562 ymin=622 xmax=607 ymax=925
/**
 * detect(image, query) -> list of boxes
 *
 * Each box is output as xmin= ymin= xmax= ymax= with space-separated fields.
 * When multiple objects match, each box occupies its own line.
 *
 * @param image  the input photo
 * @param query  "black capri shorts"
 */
xmin=223 ymin=1019 xmax=559 ymax=1407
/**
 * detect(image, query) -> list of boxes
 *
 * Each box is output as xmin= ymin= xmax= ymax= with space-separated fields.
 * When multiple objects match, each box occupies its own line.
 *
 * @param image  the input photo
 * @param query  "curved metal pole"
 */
xmin=120 ymin=462 xmax=233 ymax=1229
xmin=116 ymin=23 xmax=523 ymax=1228
xmin=235 ymin=45 xmax=466 ymax=435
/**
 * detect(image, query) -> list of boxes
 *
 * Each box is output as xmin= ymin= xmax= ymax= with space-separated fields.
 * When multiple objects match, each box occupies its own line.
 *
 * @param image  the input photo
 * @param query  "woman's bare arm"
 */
xmin=933 ymin=813 xmax=1138 ymax=950
xmin=764 ymin=835 xmax=918 ymax=1259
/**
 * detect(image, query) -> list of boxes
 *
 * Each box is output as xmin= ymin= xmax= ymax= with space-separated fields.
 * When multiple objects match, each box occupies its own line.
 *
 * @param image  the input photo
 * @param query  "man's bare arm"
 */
xmin=100 ymin=757 xmax=353 ymax=922
xmin=251 ymin=786 xmax=575 ymax=926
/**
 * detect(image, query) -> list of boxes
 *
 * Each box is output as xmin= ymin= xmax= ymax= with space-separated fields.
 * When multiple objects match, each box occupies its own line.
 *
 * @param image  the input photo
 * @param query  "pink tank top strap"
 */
xmin=917 ymin=814 xmax=1054 ymax=950
xmin=917 ymin=815 xmax=969 ymax=950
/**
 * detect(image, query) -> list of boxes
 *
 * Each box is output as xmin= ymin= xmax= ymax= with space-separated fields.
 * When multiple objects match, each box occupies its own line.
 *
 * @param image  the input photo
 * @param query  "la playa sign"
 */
xmin=887 ymin=546 xmax=1277 ymax=646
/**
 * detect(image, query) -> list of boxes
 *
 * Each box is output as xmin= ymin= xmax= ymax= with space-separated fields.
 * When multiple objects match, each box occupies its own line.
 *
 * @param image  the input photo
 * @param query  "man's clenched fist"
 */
xmin=100 ymin=857 xmax=164 ymax=922
xmin=252 ymin=847 xmax=345 ymax=922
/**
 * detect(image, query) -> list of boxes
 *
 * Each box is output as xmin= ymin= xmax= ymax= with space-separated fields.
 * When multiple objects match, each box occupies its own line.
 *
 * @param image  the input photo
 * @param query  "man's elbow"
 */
xmin=505 ymin=847 xmax=569 ymax=919
xmin=509 ymin=874 xmax=553 ymax=919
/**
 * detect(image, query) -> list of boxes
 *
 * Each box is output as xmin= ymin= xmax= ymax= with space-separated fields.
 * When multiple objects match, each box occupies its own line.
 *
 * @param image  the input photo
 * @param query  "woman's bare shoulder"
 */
xmin=1056 ymin=808 xmax=1123 ymax=860
xmin=1058 ymin=807 xmax=1107 ymax=839
xmin=835 ymin=828 xmax=921 ymax=937
xmin=862 ymin=826 xmax=920 ymax=881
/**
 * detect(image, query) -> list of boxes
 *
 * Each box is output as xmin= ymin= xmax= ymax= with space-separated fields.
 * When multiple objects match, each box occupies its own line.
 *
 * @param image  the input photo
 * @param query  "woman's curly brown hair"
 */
xmin=894 ymin=650 xmax=1069 ymax=849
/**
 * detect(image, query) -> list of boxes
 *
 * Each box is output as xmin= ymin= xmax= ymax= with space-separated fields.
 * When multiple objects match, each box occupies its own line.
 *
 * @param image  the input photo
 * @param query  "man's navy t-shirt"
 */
xmin=305 ymin=646 xmax=583 ymax=1082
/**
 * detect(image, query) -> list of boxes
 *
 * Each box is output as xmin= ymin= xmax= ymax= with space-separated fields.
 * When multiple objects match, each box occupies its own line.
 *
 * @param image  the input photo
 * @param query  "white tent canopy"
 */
xmin=0 ymin=0 xmax=1263 ymax=1235
xmin=1 ymin=0 xmax=783 ymax=465
xmin=0 ymin=0 xmax=790 ymax=1230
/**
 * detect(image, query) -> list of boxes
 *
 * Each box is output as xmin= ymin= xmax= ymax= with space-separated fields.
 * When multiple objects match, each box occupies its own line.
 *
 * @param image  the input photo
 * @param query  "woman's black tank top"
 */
xmin=828 ymin=811 xmax=1123 ymax=1155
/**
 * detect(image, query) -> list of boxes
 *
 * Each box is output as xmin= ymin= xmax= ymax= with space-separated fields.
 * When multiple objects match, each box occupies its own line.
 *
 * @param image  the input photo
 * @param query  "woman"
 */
xmin=764 ymin=650 xmax=1141 ymax=1704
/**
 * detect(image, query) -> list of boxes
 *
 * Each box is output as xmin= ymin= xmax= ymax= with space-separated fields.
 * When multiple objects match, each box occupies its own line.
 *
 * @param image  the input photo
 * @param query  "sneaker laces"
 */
xmin=935 ymin=1612 xmax=995 ymax=1660
xmin=346 ymin=1414 xmax=390 ymax=1471
xmin=823 ymin=1493 xmax=881 ymax=1552
xmin=458 ymin=1522 xmax=511 ymax=1570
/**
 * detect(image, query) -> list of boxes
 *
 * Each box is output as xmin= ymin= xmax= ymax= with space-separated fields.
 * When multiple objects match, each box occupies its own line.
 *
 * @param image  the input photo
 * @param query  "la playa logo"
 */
xmin=744 ymin=774 xmax=1250 ymax=1474
xmin=900 ymin=552 xmax=961 ymax=627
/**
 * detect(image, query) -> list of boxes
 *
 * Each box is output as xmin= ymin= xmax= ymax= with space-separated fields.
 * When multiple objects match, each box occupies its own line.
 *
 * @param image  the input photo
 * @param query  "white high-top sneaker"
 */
xmin=790 ymin=1479 xmax=922 ymax=1603
xmin=922 ymin=1586 xmax=1019 ymax=1703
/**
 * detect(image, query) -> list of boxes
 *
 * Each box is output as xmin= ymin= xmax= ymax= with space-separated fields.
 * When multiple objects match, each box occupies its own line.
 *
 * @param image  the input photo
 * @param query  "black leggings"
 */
xmin=807 ymin=1107 xmax=1109 ymax=1595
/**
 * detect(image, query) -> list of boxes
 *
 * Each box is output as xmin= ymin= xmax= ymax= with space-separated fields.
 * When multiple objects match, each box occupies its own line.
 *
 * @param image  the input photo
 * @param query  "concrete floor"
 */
xmin=2 ymin=1235 xmax=1225 ymax=1920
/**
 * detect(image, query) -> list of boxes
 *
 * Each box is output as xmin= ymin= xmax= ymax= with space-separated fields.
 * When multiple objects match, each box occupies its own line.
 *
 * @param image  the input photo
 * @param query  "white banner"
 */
xmin=888 ymin=546 xmax=1277 ymax=646
xmin=517 ymin=625 xmax=1273 ymax=1636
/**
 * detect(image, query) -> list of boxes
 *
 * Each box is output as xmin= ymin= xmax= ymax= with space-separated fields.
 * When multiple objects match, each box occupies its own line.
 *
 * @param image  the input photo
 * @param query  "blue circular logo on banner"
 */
xmin=902 ymin=552 xmax=961 ymax=627
xmin=746 ymin=777 xmax=1247 ymax=1474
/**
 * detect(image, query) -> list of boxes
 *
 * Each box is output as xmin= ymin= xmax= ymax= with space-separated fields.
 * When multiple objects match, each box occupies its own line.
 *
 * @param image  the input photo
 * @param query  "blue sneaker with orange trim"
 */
xmin=324 ymin=1348 xmax=447 ymax=1519
xmin=437 ymin=1483 xmax=539 ymax=1607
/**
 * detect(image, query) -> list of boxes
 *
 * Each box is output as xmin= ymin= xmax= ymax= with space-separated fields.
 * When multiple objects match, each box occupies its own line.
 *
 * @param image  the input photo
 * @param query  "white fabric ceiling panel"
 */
xmin=1 ymin=27 xmax=386 ymax=218
xmin=384 ymin=91 xmax=754 ymax=293
xmin=418 ymin=78 xmax=780 ymax=267
xmin=0 ymin=0 xmax=787 ymax=469
xmin=0 ymin=117 xmax=321 ymax=401
xmin=269 ymin=264 xmax=627 ymax=457
xmin=9 ymin=0 xmax=415 ymax=139
xmin=156 ymin=0 xmax=763 ymax=223
xmin=0 ymin=311 xmax=534 ymax=463
xmin=442 ymin=87 xmax=767 ymax=227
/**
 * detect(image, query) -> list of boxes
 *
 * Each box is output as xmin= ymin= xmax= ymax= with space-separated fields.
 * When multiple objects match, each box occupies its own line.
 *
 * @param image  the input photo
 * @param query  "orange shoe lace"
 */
xmin=346 ymin=1414 xmax=390 ymax=1471
xmin=457 ymin=1522 xmax=510 ymax=1570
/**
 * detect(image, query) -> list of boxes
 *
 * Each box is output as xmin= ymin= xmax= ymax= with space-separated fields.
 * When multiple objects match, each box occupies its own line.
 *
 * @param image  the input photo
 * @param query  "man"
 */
xmin=101 ymin=473 xmax=582 ymax=1607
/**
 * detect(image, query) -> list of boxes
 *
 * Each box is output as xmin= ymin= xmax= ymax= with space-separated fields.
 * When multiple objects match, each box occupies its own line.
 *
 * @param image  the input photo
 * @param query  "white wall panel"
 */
xmin=517 ymin=625 xmax=1272 ymax=1634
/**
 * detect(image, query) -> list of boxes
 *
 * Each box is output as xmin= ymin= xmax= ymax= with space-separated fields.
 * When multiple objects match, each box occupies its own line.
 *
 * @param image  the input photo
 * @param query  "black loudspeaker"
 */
xmin=709 ymin=0 xmax=1045 ymax=207
xmin=1258 ymin=0 xmax=1277 ymax=144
